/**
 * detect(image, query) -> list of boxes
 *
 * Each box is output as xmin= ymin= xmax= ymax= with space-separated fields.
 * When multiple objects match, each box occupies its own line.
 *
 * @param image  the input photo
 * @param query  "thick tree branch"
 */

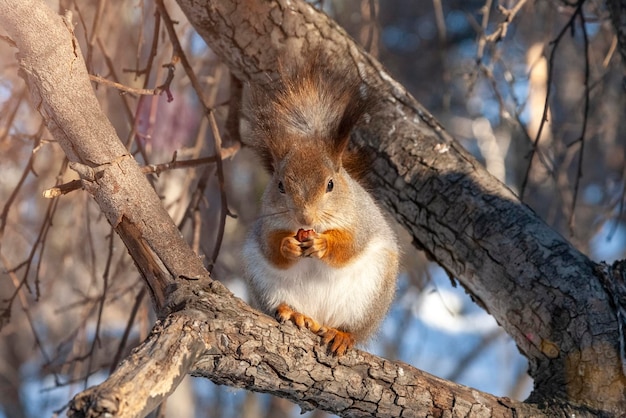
xmin=0 ymin=0 xmax=210 ymax=313
xmin=2 ymin=0 xmax=625 ymax=416
xmin=1 ymin=1 xmax=536 ymax=417
xmin=69 ymin=282 xmax=543 ymax=418
xmin=174 ymin=0 xmax=625 ymax=413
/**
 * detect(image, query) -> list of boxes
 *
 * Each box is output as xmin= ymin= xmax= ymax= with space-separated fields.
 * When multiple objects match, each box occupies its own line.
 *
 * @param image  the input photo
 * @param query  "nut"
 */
xmin=295 ymin=229 xmax=314 ymax=242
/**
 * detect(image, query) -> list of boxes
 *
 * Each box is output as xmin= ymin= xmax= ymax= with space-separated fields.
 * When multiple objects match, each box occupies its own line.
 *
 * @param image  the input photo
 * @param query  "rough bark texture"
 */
xmin=71 ymin=281 xmax=544 ymax=418
xmin=0 ymin=0 xmax=211 ymax=314
xmin=1 ymin=0 xmax=625 ymax=417
xmin=176 ymin=0 xmax=626 ymax=414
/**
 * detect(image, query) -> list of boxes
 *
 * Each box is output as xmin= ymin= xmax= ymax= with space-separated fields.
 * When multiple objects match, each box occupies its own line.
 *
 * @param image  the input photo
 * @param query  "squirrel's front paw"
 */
xmin=280 ymin=236 xmax=303 ymax=260
xmin=300 ymin=233 xmax=328 ymax=259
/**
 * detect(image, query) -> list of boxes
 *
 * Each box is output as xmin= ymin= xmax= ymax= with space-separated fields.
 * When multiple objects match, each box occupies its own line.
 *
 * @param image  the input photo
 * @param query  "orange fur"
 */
xmin=247 ymin=58 xmax=375 ymax=184
xmin=301 ymin=229 xmax=360 ymax=268
xmin=276 ymin=303 xmax=322 ymax=332
xmin=265 ymin=230 xmax=300 ymax=269
xmin=319 ymin=327 xmax=355 ymax=357
xmin=243 ymin=56 xmax=399 ymax=357
xmin=276 ymin=303 xmax=356 ymax=356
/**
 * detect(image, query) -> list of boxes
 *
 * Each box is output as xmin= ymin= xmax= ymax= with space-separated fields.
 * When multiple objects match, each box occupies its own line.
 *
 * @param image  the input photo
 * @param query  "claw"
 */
xmin=275 ymin=304 xmax=354 ymax=356
xmin=319 ymin=327 xmax=355 ymax=356
xmin=276 ymin=303 xmax=322 ymax=333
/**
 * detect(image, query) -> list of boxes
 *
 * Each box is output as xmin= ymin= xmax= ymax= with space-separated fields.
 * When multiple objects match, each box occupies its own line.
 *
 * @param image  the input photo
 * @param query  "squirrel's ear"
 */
xmin=331 ymin=87 xmax=372 ymax=162
xmin=247 ymin=81 xmax=291 ymax=174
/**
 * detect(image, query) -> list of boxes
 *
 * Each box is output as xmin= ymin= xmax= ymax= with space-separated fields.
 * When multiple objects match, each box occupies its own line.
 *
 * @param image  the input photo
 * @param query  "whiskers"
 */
xmin=256 ymin=208 xmax=351 ymax=231
xmin=257 ymin=209 xmax=290 ymax=219
xmin=316 ymin=210 xmax=351 ymax=230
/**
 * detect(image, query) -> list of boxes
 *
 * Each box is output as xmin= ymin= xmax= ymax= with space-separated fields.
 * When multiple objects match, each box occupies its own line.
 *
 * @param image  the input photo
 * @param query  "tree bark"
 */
xmin=175 ymin=0 xmax=626 ymax=414
xmin=0 ymin=0 xmax=624 ymax=417
xmin=0 ymin=0 xmax=211 ymax=314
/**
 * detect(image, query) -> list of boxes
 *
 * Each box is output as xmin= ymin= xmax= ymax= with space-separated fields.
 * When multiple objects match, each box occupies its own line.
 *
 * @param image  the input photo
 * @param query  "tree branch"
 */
xmin=175 ymin=0 xmax=625 ymax=413
xmin=69 ymin=282 xmax=543 ymax=418
xmin=0 ymin=0 xmax=211 ymax=313
xmin=1 ymin=0 xmax=624 ymax=416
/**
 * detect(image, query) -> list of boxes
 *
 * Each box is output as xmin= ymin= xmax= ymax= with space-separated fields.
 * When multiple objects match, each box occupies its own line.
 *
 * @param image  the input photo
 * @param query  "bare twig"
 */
xmin=0 ymin=252 xmax=60 ymax=385
xmin=124 ymin=5 xmax=162 ymax=151
xmin=142 ymin=149 xmax=238 ymax=175
xmin=476 ymin=0 xmax=529 ymax=62
xmin=206 ymin=111 xmax=237 ymax=270
xmin=42 ymin=149 xmax=240 ymax=198
xmin=0 ymin=34 xmax=17 ymax=47
xmin=156 ymin=0 xmax=235 ymax=270
xmin=110 ymin=287 xmax=146 ymax=373
xmin=567 ymin=9 xmax=590 ymax=236
xmin=475 ymin=0 xmax=494 ymax=63
xmin=432 ymin=0 xmax=446 ymax=44
xmin=0 ymin=87 xmax=26 ymax=144
xmin=603 ymin=35 xmax=618 ymax=67
xmin=520 ymin=3 xmax=585 ymax=199
xmin=88 ymin=74 xmax=169 ymax=97
xmin=485 ymin=0 xmax=530 ymax=43
xmin=0 ymin=124 xmax=41 ymax=254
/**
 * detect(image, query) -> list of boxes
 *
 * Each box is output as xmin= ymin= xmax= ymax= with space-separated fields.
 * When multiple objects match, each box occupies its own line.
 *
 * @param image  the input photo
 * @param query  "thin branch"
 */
xmin=88 ymin=74 xmax=169 ymax=97
xmin=0 ymin=252 xmax=60 ymax=385
xmin=206 ymin=110 xmax=237 ymax=270
xmin=42 ymin=150 xmax=239 ymax=198
xmin=156 ymin=0 xmax=235 ymax=270
xmin=432 ymin=0 xmax=446 ymax=44
xmin=2 ymin=131 xmax=66 ymax=327
xmin=87 ymin=0 xmax=106 ymax=73
xmin=567 ymin=8 xmax=590 ymax=236
xmin=0 ymin=124 xmax=41 ymax=255
xmin=0 ymin=86 xmax=26 ymax=144
xmin=84 ymin=228 xmax=115 ymax=388
xmin=94 ymin=37 xmax=136 ymax=128
xmin=0 ymin=34 xmax=16 ymax=47
xmin=475 ymin=0 xmax=494 ymax=63
xmin=124 ymin=5 xmax=162 ymax=151
xmin=483 ymin=0 xmax=530 ymax=44
xmin=520 ymin=3 xmax=584 ymax=199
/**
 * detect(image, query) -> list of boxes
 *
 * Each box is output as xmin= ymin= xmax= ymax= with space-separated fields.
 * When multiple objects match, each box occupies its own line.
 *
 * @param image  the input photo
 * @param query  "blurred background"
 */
xmin=0 ymin=0 xmax=624 ymax=417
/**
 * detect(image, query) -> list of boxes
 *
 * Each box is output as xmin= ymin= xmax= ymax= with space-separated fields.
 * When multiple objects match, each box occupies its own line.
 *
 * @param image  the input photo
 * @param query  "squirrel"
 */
xmin=242 ymin=57 xmax=399 ymax=356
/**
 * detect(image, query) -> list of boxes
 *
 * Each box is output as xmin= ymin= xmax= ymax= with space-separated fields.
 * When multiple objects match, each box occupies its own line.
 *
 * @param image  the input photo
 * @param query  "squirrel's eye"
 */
xmin=326 ymin=179 xmax=334 ymax=193
xmin=278 ymin=180 xmax=285 ymax=194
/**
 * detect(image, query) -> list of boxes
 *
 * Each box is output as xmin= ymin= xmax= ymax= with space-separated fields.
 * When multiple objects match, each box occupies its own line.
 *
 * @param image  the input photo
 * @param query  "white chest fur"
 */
xmin=243 ymin=235 xmax=391 ymax=329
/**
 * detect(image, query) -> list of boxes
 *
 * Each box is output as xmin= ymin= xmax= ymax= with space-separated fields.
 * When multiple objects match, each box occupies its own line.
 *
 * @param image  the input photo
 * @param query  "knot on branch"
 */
xmin=68 ymin=388 xmax=119 ymax=418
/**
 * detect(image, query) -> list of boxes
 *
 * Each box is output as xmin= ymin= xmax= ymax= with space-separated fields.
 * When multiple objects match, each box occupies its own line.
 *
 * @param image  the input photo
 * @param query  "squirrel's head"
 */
xmin=248 ymin=57 xmax=373 ymax=229
xmin=268 ymin=140 xmax=352 ymax=229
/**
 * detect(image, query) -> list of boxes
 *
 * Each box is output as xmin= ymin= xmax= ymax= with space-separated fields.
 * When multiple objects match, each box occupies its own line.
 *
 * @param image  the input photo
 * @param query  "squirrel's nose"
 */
xmin=296 ymin=208 xmax=315 ymax=227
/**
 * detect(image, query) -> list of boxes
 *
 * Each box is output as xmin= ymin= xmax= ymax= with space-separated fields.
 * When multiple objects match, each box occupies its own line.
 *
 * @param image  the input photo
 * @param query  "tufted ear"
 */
xmin=330 ymin=84 xmax=373 ymax=164
xmin=246 ymin=51 xmax=375 ymax=177
xmin=247 ymin=82 xmax=290 ymax=174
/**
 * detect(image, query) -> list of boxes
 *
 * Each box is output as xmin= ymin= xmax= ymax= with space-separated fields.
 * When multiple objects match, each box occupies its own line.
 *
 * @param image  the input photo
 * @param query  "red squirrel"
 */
xmin=243 ymin=58 xmax=399 ymax=356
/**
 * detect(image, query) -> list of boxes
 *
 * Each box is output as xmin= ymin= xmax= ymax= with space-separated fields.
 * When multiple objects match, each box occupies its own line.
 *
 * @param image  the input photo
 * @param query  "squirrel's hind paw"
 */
xmin=276 ymin=303 xmax=322 ymax=333
xmin=319 ymin=327 xmax=355 ymax=356
xmin=275 ymin=303 xmax=355 ymax=356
